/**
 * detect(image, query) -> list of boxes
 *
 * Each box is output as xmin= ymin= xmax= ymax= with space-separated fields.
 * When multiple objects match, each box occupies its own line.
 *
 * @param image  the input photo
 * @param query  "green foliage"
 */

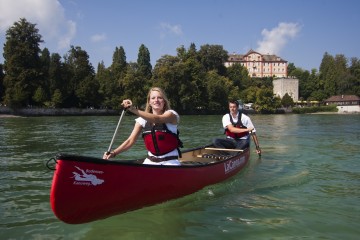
xmin=0 ymin=64 xmax=4 ymax=101
xmin=1 ymin=18 xmax=359 ymax=113
xmin=137 ymin=44 xmax=152 ymax=80
xmin=206 ymin=71 xmax=232 ymax=113
xmin=32 ymin=86 xmax=47 ymax=105
xmin=121 ymin=64 xmax=147 ymax=108
xmin=287 ymin=62 xmax=296 ymax=76
xmin=281 ymin=93 xmax=294 ymax=108
xmin=226 ymin=63 xmax=250 ymax=90
xmin=51 ymin=89 xmax=63 ymax=107
xmin=3 ymin=18 xmax=43 ymax=107
xmin=198 ymin=44 xmax=228 ymax=75
xmin=255 ymin=87 xmax=281 ymax=113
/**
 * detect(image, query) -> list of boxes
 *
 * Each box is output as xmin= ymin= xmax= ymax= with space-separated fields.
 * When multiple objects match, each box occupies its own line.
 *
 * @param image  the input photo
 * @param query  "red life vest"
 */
xmin=224 ymin=113 xmax=249 ymax=139
xmin=142 ymin=122 xmax=183 ymax=156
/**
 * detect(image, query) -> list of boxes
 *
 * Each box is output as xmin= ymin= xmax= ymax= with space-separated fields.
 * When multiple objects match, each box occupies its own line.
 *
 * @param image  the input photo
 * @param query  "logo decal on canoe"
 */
xmin=224 ymin=156 xmax=245 ymax=174
xmin=72 ymin=166 xmax=104 ymax=186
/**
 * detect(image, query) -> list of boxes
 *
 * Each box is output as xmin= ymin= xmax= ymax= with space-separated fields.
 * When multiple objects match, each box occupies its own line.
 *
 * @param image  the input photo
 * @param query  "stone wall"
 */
xmin=273 ymin=77 xmax=299 ymax=102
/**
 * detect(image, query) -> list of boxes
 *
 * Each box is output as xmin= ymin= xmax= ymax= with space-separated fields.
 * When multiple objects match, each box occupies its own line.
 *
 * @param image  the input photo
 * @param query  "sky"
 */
xmin=0 ymin=0 xmax=359 ymax=72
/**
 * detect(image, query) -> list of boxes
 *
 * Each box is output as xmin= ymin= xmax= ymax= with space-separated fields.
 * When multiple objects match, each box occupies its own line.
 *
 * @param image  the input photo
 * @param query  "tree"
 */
xmin=137 ymin=44 xmax=152 ymax=81
xmin=122 ymin=63 xmax=147 ymax=108
xmin=152 ymin=55 xmax=183 ymax=111
xmin=32 ymin=86 xmax=47 ymax=105
xmin=39 ymin=47 xmax=51 ymax=101
xmin=319 ymin=52 xmax=336 ymax=98
xmin=0 ymin=64 xmax=4 ymax=103
xmin=226 ymin=63 xmax=250 ymax=90
xmin=64 ymin=46 xmax=96 ymax=107
xmin=111 ymin=46 xmax=127 ymax=81
xmin=281 ymin=93 xmax=294 ymax=108
xmin=48 ymin=53 xmax=67 ymax=106
xmin=177 ymin=57 xmax=207 ymax=112
xmin=255 ymin=87 xmax=281 ymax=113
xmin=97 ymin=61 xmax=116 ymax=108
xmin=51 ymin=89 xmax=63 ymax=108
xmin=3 ymin=18 xmax=43 ymax=107
xmin=198 ymin=44 xmax=228 ymax=75
xmin=287 ymin=62 xmax=296 ymax=76
xmin=348 ymin=57 xmax=360 ymax=96
xmin=206 ymin=70 xmax=233 ymax=113
xmin=76 ymin=75 xmax=101 ymax=107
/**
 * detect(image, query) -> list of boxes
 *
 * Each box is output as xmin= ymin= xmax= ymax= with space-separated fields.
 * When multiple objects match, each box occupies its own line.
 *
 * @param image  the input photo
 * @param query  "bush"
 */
xmin=292 ymin=105 xmax=338 ymax=114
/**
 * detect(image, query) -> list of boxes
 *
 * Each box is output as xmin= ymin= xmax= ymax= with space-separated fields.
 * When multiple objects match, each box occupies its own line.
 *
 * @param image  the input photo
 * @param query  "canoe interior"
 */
xmin=55 ymin=144 xmax=246 ymax=166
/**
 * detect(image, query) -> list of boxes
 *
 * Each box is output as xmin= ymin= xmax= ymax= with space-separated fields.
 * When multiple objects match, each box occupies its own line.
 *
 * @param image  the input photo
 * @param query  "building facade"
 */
xmin=225 ymin=49 xmax=288 ymax=78
xmin=324 ymin=95 xmax=360 ymax=113
xmin=273 ymin=77 xmax=299 ymax=102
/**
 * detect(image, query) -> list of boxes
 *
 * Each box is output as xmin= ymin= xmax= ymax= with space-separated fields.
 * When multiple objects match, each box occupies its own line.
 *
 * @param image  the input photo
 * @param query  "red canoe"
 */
xmin=49 ymin=145 xmax=250 ymax=224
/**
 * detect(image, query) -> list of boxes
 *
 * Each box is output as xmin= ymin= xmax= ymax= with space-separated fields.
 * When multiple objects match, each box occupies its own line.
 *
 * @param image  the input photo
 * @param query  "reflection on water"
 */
xmin=0 ymin=114 xmax=359 ymax=239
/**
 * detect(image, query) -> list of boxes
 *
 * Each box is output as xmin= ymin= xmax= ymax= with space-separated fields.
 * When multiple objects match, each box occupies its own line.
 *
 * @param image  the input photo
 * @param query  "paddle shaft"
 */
xmin=107 ymin=109 xmax=126 ymax=153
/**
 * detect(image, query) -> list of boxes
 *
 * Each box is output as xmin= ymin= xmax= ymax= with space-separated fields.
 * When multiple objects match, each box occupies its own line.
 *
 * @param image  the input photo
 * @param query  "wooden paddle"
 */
xmin=106 ymin=108 xmax=126 ymax=155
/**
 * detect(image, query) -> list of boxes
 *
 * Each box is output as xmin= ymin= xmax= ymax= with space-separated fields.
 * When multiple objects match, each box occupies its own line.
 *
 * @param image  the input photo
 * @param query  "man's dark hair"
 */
xmin=229 ymin=99 xmax=239 ymax=107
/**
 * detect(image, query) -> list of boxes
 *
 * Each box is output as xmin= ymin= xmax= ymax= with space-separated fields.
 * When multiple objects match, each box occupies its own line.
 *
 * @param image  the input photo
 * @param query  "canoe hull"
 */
xmin=50 ymin=147 xmax=250 ymax=224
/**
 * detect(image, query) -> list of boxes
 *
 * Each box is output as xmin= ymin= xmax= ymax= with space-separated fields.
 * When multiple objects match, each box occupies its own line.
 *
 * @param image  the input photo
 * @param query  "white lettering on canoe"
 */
xmin=224 ymin=156 xmax=245 ymax=174
xmin=71 ymin=166 xmax=104 ymax=186
xmin=85 ymin=169 xmax=104 ymax=174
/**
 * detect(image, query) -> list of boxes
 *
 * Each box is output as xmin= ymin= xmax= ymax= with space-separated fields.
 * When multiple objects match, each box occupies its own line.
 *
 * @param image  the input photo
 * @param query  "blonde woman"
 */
xmin=103 ymin=87 xmax=182 ymax=165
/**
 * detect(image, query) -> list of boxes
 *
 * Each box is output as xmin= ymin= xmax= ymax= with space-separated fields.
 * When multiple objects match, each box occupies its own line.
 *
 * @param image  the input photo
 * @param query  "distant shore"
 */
xmin=0 ymin=106 xmax=119 ymax=117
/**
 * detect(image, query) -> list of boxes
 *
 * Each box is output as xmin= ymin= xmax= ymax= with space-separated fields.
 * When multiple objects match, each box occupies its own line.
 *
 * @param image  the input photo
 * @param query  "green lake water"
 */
xmin=0 ymin=114 xmax=359 ymax=239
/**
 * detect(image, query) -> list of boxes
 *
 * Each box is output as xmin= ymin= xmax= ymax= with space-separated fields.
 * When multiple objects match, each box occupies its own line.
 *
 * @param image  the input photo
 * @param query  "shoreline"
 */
xmin=1 ymin=107 xmax=358 ymax=118
xmin=0 ymin=107 xmax=119 ymax=117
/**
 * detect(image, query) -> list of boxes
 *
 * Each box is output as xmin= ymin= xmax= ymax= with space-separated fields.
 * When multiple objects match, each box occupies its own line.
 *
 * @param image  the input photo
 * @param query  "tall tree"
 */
xmin=0 ymin=64 xmax=4 ymax=102
xmin=206 ymin=70 xmax=233 ymax=113
xmin=198 ymin=44 xmax=228 ymax=75
xmin=152 ymin=55 xmax=183 ymax=111
xmin=64 ymin=46 xmax=97 ymax=107
xmin=97 ymin=61 xmax=120 ymax=108
xmin=348 ymin=57 xmax=360 ymax=96
xmin=111 ymin=46 xmax=127 ymax=81
xmin=137 ymin=44 xmax=152 ymax=81
xmin=287 ymin=62 xmax=296 ymax=76
xmin=48 ymin=53 xmax=66 ymax=106
xmin=334 ymin=54 xmax=350 ymax=95
xmin=38 ymin=47 xmax=51 ymax=102
xmin=226 ymin=63 xmax=250 ymax=91
xmin=3 ymin=18 xmax=43 ymax=107
xmin=122 ymin=63 xmax=146 ymax=108
xmin=319 ymin=52 xmax=336 ymax=98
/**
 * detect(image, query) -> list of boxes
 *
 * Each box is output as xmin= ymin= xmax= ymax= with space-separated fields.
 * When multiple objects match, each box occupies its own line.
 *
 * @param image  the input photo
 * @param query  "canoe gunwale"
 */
xmin=54 ymin=143 xmax=246 ymax=168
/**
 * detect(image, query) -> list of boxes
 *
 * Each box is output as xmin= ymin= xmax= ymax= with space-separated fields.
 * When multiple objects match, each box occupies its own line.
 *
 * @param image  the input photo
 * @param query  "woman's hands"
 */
xmin=103 ymin=151 xmax=116 ymax=160
xmin=122 ymin=99 xmax=134 ymax=110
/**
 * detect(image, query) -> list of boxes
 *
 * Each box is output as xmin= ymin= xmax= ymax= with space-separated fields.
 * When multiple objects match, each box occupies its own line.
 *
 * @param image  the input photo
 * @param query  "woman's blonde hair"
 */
xmin=145 ymin=87 xmax=171 ymax=113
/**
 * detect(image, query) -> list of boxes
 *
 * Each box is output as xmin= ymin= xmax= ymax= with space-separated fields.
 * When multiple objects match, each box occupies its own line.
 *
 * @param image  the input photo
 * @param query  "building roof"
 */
xmin=324 ymin=95 xmax=360 ymax=102
xmin=228 ymin=49 xmax=287 ymax=62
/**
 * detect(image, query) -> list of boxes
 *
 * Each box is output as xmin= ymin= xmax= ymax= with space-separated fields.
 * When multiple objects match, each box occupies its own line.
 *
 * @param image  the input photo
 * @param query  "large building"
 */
xmin=225 ymin=49 xmax=288 ymax=78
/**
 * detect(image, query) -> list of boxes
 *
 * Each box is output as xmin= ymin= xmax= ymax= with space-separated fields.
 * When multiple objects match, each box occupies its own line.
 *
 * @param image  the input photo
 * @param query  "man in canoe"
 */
xmin=103 ymin=87 xmax=183 ymax=165
xmin=213 ymin=100 xmax=261 ymax=155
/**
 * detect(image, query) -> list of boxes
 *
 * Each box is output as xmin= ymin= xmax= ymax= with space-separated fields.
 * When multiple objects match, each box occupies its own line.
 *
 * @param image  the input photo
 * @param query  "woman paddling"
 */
xmin=103 ymin=87 xmax=182 ymax=165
